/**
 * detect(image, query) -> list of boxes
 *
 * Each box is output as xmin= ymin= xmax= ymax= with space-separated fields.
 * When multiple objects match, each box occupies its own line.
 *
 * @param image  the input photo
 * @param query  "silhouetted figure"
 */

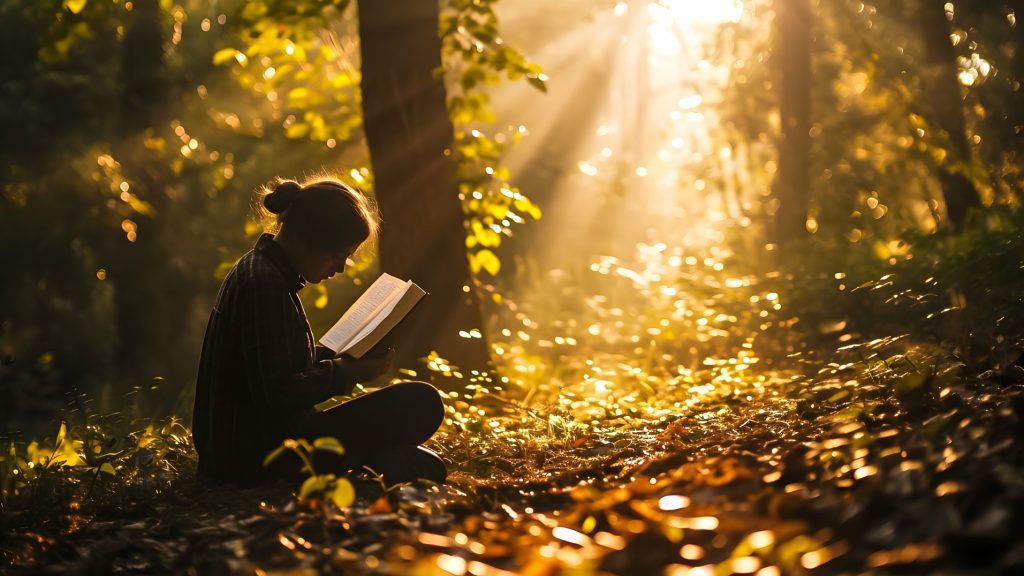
xmin=192 ymin=177 xmax=447 ymax=487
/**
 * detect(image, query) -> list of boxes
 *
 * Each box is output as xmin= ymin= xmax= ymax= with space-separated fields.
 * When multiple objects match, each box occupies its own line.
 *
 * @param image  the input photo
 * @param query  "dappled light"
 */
xmin=2 ymin=0 xmax=1024 ymax=574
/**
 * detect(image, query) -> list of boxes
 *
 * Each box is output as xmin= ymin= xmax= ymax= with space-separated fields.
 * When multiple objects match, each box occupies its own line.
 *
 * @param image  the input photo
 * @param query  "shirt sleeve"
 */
xmin=315 ymin=345 xmax=339 ymax=362
xmin=238 ymin=278 xmax=351 ymax=412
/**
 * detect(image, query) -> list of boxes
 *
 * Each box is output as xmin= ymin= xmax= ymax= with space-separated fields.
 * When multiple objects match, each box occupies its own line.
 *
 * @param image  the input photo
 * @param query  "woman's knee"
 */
xmin=390 ymin=380 xmax=445 ymax=431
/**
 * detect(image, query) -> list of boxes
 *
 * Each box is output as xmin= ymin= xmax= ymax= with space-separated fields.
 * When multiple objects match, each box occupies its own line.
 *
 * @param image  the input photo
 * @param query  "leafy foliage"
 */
xmin=440 ymin=0 xmax=546 ymax=277
xmin=1 ymin=416 xmax=194 ymax=531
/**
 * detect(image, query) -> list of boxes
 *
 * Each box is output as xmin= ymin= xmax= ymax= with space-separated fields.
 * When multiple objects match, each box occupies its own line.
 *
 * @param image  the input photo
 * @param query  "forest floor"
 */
xmin=4 ymin=340 xmax=1024 ymax=575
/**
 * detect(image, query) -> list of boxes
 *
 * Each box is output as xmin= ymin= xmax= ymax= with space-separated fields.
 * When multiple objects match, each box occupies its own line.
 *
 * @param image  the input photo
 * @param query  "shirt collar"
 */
xmin=254 ymin=233 xmax=306 ymax=293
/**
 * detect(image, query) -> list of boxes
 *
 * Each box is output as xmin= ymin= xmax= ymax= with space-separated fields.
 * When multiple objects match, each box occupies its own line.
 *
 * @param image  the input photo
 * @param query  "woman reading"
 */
xmin=192 ymin=177 xmax=447 ymax=487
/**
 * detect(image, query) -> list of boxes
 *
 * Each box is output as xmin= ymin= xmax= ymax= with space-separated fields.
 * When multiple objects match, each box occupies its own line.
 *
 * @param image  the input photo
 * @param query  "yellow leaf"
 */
xmin=64 ymin=0 xmax=87 ymax=14
xmin=214 ymin=261 xmax=234 ymax=280
xmin=262 ymin=445 xmax=286 ymax=467
xmin=287 ymin=87 xmax=311 ymax=107
xmin=330 ymin=478 xmax=355 ymax=508
xmin=872 ymin=241 xmax=890 ymax=261
xmin=27 ymin=441 xmax=51 ymax=465
xmin=286 ymin=123 xmax=309 ymax=139
xmin=143 ymin=136 xmax=165 ymax=151
xmin=244 ymin=221 xmax=262 ymax=237
xmin=514 ymin=196 xmax=542 ymax=220
xmin=127 ymin=196 xmax=155 ymax=217
xmin=212 ymin=48 xmax=240 ymax=66
xmin=56 ymin=421 xmax=68 ymax=446
xmin=312 ymin=437 xmax=344 ymax=456
xmin=299 ymin=474 xmax=333 ymax=500
xmin=240 ymin=0 xmax=268 ymax=21
xmin=474 ymin=249 xmax=501 ymax=276
xmin=52 ymin=439 xmax=84 ymax=467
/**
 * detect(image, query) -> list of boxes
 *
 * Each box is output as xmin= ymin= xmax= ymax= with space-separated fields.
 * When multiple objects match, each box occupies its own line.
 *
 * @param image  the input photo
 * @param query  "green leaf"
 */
xmin=299 ymin=474 xmax=333 ymax=500
xmin=263 ymin=445 xmax=286 ymax=467
xmin=64 ymin=0 xmax=87 ymax=14
xmin=330 ymin=478 xmax=355 ymax=508
xmin=99 ymin=462 xmax=116 ymax=475
xmin=312 ymin=436 xmax=345 ymax=456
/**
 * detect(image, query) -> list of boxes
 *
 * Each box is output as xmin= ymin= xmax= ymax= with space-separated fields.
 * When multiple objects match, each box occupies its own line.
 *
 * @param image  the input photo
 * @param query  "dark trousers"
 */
xmin=294 ymin=381 xmax=447 ymax=484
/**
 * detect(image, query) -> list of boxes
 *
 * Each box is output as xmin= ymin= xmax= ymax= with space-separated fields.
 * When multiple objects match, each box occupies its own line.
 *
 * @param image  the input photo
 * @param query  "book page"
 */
xmin=344 ymin=281 xmax=426 ymax=358
xmin=342 ymin=282 xmax=412 ymax=353
xmin=319 ymin=273 xmax=406 ymax=352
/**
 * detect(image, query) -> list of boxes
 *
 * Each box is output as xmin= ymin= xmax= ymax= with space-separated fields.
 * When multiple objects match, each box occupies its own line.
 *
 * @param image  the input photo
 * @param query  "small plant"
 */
xmin=263 ymin=437 xmax=355 ymax=511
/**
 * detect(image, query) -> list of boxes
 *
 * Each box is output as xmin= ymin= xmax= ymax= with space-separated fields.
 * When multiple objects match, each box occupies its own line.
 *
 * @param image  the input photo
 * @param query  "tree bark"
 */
xmin=358 ymin=2 xmax=491 ymax=376
xmin=771 ymin=0 xmax=812 ymax=244
xmin=915 ymin=0 xmax=982 ymax=230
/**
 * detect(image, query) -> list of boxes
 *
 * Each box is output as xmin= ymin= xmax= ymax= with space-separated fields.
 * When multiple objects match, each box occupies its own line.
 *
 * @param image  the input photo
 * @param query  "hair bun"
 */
xmin=265 ymin=180 xmax=301 ymax=214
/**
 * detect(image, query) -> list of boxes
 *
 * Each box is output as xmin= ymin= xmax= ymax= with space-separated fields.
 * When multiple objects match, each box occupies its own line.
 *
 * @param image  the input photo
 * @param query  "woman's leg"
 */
xmin=299 ymin=380 xmax=445 ymax=458
xmin=362 ymin=445 xmax=447 ymax=485
xmin=296 ymin=381 xmax=447 ymax=484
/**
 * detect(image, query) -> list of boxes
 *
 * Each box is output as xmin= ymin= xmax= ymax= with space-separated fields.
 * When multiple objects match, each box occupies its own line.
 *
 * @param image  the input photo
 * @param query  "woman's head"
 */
xmin=256 ymin=175 xmax=379 ymax=283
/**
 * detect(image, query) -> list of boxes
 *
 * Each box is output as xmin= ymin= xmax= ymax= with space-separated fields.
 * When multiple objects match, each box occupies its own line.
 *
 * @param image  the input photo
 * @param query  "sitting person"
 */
xmin=191 ymin=176 xmax=447 ymax=487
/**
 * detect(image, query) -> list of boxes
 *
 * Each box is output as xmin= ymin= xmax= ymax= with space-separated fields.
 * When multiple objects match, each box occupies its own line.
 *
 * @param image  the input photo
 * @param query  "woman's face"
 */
xmin=300 ymin=243 xmax=359 ymax=283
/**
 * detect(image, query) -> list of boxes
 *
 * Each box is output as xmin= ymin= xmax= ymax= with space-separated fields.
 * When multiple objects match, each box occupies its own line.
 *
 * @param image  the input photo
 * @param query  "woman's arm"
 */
xmin=238 ymin=279 xmax=351 ymax=412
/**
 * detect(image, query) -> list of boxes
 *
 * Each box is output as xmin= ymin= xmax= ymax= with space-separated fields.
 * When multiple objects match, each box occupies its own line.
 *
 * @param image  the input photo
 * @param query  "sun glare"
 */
xmin=645 ymin=0 xmax=745 ymax=55
xmin=657 ymin=0 xmax=745 ymax=25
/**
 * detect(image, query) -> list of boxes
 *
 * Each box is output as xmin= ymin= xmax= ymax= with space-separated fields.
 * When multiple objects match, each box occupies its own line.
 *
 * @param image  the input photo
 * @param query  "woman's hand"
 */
xmin=336 ymin=346 xmax=395 ymax=383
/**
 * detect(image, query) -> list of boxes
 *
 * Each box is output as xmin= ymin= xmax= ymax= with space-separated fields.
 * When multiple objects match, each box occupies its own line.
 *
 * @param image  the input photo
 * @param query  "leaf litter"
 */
xmin=3 ymin=339 xmax=1024 ymax=575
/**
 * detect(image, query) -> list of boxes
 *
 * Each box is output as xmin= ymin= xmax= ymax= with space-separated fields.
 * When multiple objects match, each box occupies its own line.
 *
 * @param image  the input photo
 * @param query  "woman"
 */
xmin=192 ymin=176 xmax=447 ymax=487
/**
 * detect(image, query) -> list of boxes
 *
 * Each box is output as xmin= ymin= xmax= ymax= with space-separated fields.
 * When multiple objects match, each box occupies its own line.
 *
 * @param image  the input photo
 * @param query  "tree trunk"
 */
xmin=358 ymin=1 xmax=491 ymax=376
xmin=771 ymin=0 xmax=812 ymax=244
xmin=915 ymin=0 xmax=982 ymax=230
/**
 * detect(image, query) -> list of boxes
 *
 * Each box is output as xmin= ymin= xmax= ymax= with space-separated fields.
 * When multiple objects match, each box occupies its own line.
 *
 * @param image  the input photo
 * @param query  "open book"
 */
xmin=319 ymin=273 xmax=426 ymax=359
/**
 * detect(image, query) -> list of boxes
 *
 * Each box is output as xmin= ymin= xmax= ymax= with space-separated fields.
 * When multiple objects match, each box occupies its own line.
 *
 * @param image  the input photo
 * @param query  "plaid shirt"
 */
xmin=192 ymin=233 xmax=351 ymax=484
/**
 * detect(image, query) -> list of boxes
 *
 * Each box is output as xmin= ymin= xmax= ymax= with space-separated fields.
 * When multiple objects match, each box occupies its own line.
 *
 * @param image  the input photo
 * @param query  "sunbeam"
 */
xmin=493 ymin=0 xmax=753 ymax=280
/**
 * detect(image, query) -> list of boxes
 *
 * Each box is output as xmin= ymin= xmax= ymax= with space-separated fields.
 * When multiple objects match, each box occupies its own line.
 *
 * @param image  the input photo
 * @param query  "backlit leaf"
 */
xmin=286 ymin=122 xmax=310 ymax=139
xmin=263 ymin=445 xmax=286 ymax=467
xmin=314 ymin=285 xmax=328 ymax=309
xmin=329 ymin=478 xmax=355 ymax=508
xmin=212 ymin=48 xmax=240 ymax=66
xmin=64 ymin=0 xmax=87 ymax=14
xmin=473 ymin=249 xmax=501 ymax=276
xmin=299 ymin=474 xmax=333 ymax=500
xmin=312 ymin=436 xmax=345 ymax=456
